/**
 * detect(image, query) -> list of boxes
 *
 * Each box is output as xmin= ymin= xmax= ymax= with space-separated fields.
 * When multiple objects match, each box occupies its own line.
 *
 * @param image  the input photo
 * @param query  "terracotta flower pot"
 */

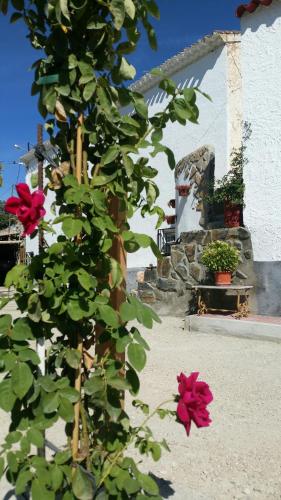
xmin=176 ymin=184 xmax=191 ymax=197
xmin=224 ymin=202 xmax=241 ymax=228
xmin=165 ymin=214 xmax=176 ymax=225
xmin=215 ymin=271 xmax=232 ymax=286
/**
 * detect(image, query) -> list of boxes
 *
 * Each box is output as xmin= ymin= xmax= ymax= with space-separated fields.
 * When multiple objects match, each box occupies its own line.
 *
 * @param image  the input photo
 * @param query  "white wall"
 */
xmin=128 ymin=45 xmax=230 ymax=268
xmin=25 ymin=159 xmax=59 ymax=255
xmin=241 ymin=0 xmax=281 ymax=261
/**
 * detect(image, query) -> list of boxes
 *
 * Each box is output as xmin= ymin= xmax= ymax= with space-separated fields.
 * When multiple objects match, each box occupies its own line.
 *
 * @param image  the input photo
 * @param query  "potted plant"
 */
xmin=165 ymin=214 xmax=177 ymax=225
xmin=207 ymin=136 xmax=249 ymax=228
xmin=201 ymin=240 xmax=240 ymax=285
xmin=176 ymin=184 xmax=191 ymax=197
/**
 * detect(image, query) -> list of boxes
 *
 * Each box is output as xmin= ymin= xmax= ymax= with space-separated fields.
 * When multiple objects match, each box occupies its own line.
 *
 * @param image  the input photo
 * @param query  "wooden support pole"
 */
xmin=36 ymin=123 xmax=46 ymax=458
xmin=72 ymin=114 xmax=84 ymax=462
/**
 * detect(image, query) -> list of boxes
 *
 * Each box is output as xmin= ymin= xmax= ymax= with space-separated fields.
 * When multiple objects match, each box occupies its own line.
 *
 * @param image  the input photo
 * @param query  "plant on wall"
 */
xmin=0 ymin=0 xmax=213 ymax=498
xmin=207 ymin=122 xmax=251 ymax=207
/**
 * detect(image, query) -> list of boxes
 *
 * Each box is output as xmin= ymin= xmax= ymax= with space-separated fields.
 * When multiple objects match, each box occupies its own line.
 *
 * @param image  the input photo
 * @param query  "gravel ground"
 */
xmin=1 ymin=312 xmax=281 ymax=499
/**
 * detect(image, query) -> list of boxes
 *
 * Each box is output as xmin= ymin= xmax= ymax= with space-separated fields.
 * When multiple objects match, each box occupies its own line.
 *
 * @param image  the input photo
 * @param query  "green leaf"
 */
xmin=107 ymin=376 xmax=130 ymax=390
xmin=76 ymin=269 xmax=97 ymax=291
xmin=0 ymin=457 xmax=4 ymax=479
xmin=65 ymin=348 xmax=82 ymax=369
xmin=109 ymin=0 xmax=125 ymax=30
xmin=42 ymin=391 xmax=59 ymax=413
xmin=101 ymin=145 xmax=120 ymax=165
xmin=84 ymin=375 xmax=104 ymax=395
xmin=83 ymin=80 xmax=96 ymax=101
xmin=55 ymin=449 xmax=72 ymax=465
xmin=62 ymin=218 xmax=83 ymax=238
xmin=11 ymin=318 xmax=34 ymax=341
xmin=60 ymin=0 xmax=70 ymax=21
xmin=99 ymin=305 xmax=119 ymax=328
xmin=151 ymin=442 xmax=161 ymax=461
xmin=124 ymin=478 xmax=140 ymax=495
xmin=27 ymin=293 xmax=42 ymax=323
xmin=120 ymin=302 xmax=136 ymax=322
xmin=183 ymin=87 xmax=196 ymax=103
xmin=126 ymin=367 xmax=140 ymax=395
xmin=15 ymin=470 xmax=32 ymax=495
xmin=72 ymin=466 xmax=96 ymax=500
xmin=132 ymin=94 xmax=148 ymax=119
xmin=119 ymin=57 xmax=136 ymax=80
xmin=138 ymin=473 xmax=159 ymax=495
xmin=110 ymin=258 xmax=123 ymax=288
xmin=127 ymin=343 xmax=146 ymax=372
xmin=11 ymin=362 xmax=33 ymax=399
xmin=51 ymin=465 xmax=64 ymax=491
xmin=134 ymin=233 xmax=151 ymax=248
xmin=0 ymin=314 xmax=12 ymax=335
xmin=145 ymin=0 xmax=160 ymax=18
xmin=91 ymin=172 xmax=118 ymax=186
xmin=0 ymin=379 xmax=16 ymax=411
xmin=59 ymin=387 xmax=79 ymax=403
xmin=27 ymin=428 xmax=44 ymax=447
xmin=4 ymin=264 xmax=26 ymax=287
xmin=31 ymin=172 xmax=38 ymax=188
xmin=31 ymin=479 xmax=55 ymax=500
xmin=124 ymin=0 xmax=135 ymax=18
xmin=58 ymin=397 xmax=74 ymax=422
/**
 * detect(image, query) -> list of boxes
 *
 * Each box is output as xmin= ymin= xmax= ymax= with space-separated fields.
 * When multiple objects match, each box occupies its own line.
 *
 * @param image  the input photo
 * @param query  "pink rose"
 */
xmin=5 ymin=183 xmax=46 ymax=236
xmin=177 ymin=372 xmax=213 ymax=435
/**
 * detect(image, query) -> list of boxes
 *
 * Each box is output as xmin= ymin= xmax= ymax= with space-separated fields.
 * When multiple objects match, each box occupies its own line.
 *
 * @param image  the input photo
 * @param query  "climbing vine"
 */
xmin=0 ymin=0 xmax=212 ymax=498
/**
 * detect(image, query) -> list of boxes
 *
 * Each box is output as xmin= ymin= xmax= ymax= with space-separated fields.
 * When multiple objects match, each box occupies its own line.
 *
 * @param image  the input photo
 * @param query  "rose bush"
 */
xmin=0 ymin=0 xmax=214 ymax=497
xmin=177 ymin=372 xmax=213 ymax=435
xmin=5 ymin=183 xmax=45 ymax=236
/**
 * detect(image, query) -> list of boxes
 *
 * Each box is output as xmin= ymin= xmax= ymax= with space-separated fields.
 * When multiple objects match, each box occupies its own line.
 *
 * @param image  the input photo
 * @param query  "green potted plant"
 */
xmin=207 ymin=132 xmax=250 ymax=227
xmin=202 ymin=240 xmax=240 ymax=285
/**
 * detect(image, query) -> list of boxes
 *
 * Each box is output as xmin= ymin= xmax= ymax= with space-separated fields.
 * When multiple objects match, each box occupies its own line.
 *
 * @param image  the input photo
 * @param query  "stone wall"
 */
xmin=138 ymin=227 xmax=256 ymax=316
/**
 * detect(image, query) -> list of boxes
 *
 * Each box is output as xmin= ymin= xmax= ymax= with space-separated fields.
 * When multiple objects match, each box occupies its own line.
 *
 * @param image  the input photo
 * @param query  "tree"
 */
xmin=0 ymin=0 xmax=205 ymax=498
xmin=0 ymin=200 xmax=16 ymax=230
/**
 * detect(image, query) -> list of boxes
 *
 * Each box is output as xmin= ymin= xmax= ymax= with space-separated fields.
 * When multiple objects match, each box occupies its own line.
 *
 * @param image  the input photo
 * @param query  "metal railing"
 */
xmin=157 ymin=228 xmax=176 ymax=256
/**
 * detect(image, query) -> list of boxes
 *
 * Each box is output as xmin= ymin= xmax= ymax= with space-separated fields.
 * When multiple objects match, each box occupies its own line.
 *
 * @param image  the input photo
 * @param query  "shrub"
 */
xmin=201 ymin=240 xmax=240 ymax=272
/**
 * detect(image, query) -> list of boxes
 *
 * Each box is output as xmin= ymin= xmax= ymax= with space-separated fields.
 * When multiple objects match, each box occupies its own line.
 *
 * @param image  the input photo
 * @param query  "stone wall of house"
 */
xmin=138 ymin=227 xmax=256 ymax=316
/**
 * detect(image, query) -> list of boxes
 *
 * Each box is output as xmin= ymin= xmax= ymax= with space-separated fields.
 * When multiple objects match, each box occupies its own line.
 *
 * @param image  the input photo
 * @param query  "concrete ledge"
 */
xmin=186 ymin=315 xmax=281 ymax=343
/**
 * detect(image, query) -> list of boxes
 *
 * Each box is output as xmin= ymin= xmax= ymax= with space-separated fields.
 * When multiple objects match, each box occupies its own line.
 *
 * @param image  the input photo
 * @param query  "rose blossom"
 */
xmin=5 ymin=183 xmax=46 ymax=236
xmin=176 ymin=372 xmax=213 ymax=435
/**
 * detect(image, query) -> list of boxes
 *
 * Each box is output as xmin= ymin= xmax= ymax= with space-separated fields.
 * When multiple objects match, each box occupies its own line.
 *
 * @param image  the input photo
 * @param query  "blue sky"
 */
xmin=0 ymin=0 xmax=240 ymax=199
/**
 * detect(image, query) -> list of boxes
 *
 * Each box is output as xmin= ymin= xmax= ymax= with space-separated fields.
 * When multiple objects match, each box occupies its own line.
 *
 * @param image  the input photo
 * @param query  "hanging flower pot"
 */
xmin=176 ymin=184 xmax=191 ymax=197
xmin=214 ymin=271 xmax=232 ymax=286
xmin=168 ymin=199 xmax=176 ymax=208
xmin=224 ymin=201 xmax=242 ymax=228
xmin=165 ymin=214 xmax=177 ymax=225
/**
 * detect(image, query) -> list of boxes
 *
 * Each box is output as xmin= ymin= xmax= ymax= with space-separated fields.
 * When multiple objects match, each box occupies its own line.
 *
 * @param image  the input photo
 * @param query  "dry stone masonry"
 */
xmin=138 ymin=227 xmax=256 ymax=316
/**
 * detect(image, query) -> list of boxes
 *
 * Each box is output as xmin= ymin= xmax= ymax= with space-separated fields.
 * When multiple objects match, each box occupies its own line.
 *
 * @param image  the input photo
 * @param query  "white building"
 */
xmin=128 ymin=31 xmax=242 ymax=269
xmin=20 ymin=142 xmax=58 ymax=256
xmin=20 ymin=1 xmax=281 ymax=312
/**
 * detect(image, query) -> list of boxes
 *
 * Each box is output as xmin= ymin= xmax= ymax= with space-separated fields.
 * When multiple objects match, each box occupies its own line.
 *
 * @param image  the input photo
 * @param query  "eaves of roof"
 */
xmin=236 ymin=0 xmax=273 ymax=18
xmin=19 ymin=140 xmax=55 ymax=166
xmin=130 ymin=31 xmax=240 ymax=95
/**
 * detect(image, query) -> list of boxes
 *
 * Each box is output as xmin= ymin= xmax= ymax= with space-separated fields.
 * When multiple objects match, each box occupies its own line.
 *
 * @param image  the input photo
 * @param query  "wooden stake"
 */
xmin=72 ymin=114 xmax=84 ymax=461
xmin=36 ymin=123 xmax=46 ymax=458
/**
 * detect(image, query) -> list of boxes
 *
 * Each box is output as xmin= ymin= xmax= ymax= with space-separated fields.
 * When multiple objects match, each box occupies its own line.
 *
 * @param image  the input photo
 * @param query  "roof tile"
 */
xmin=236 ymin=0 xmax=273 ymax=18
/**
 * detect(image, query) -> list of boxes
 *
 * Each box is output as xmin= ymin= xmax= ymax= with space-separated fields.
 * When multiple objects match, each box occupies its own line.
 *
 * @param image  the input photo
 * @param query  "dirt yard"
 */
xmin=1 ymin=312 xmax=281 ymax=499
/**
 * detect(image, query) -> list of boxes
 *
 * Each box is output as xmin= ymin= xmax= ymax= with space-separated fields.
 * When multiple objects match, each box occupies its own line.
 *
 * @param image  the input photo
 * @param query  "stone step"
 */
xmin=186 ymin=314 xmax=281 ymax=343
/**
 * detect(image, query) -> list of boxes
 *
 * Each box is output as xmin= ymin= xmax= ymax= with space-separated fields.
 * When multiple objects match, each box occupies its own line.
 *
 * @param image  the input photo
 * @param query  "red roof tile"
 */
xmin=236 ymin=0 xmax=273 ymax=18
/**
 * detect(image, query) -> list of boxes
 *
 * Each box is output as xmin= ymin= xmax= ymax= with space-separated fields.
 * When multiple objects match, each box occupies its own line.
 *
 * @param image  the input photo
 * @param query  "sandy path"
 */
xmin=1 ymin=313 xmax=281 ymax=499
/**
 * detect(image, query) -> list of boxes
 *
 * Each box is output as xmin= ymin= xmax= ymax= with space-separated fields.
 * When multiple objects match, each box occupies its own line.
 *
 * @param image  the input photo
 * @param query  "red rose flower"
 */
xmin=5 ymin=183 xmax=46 ymax=236
xmin=177 ymin=372 xmax=213 ymax=435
